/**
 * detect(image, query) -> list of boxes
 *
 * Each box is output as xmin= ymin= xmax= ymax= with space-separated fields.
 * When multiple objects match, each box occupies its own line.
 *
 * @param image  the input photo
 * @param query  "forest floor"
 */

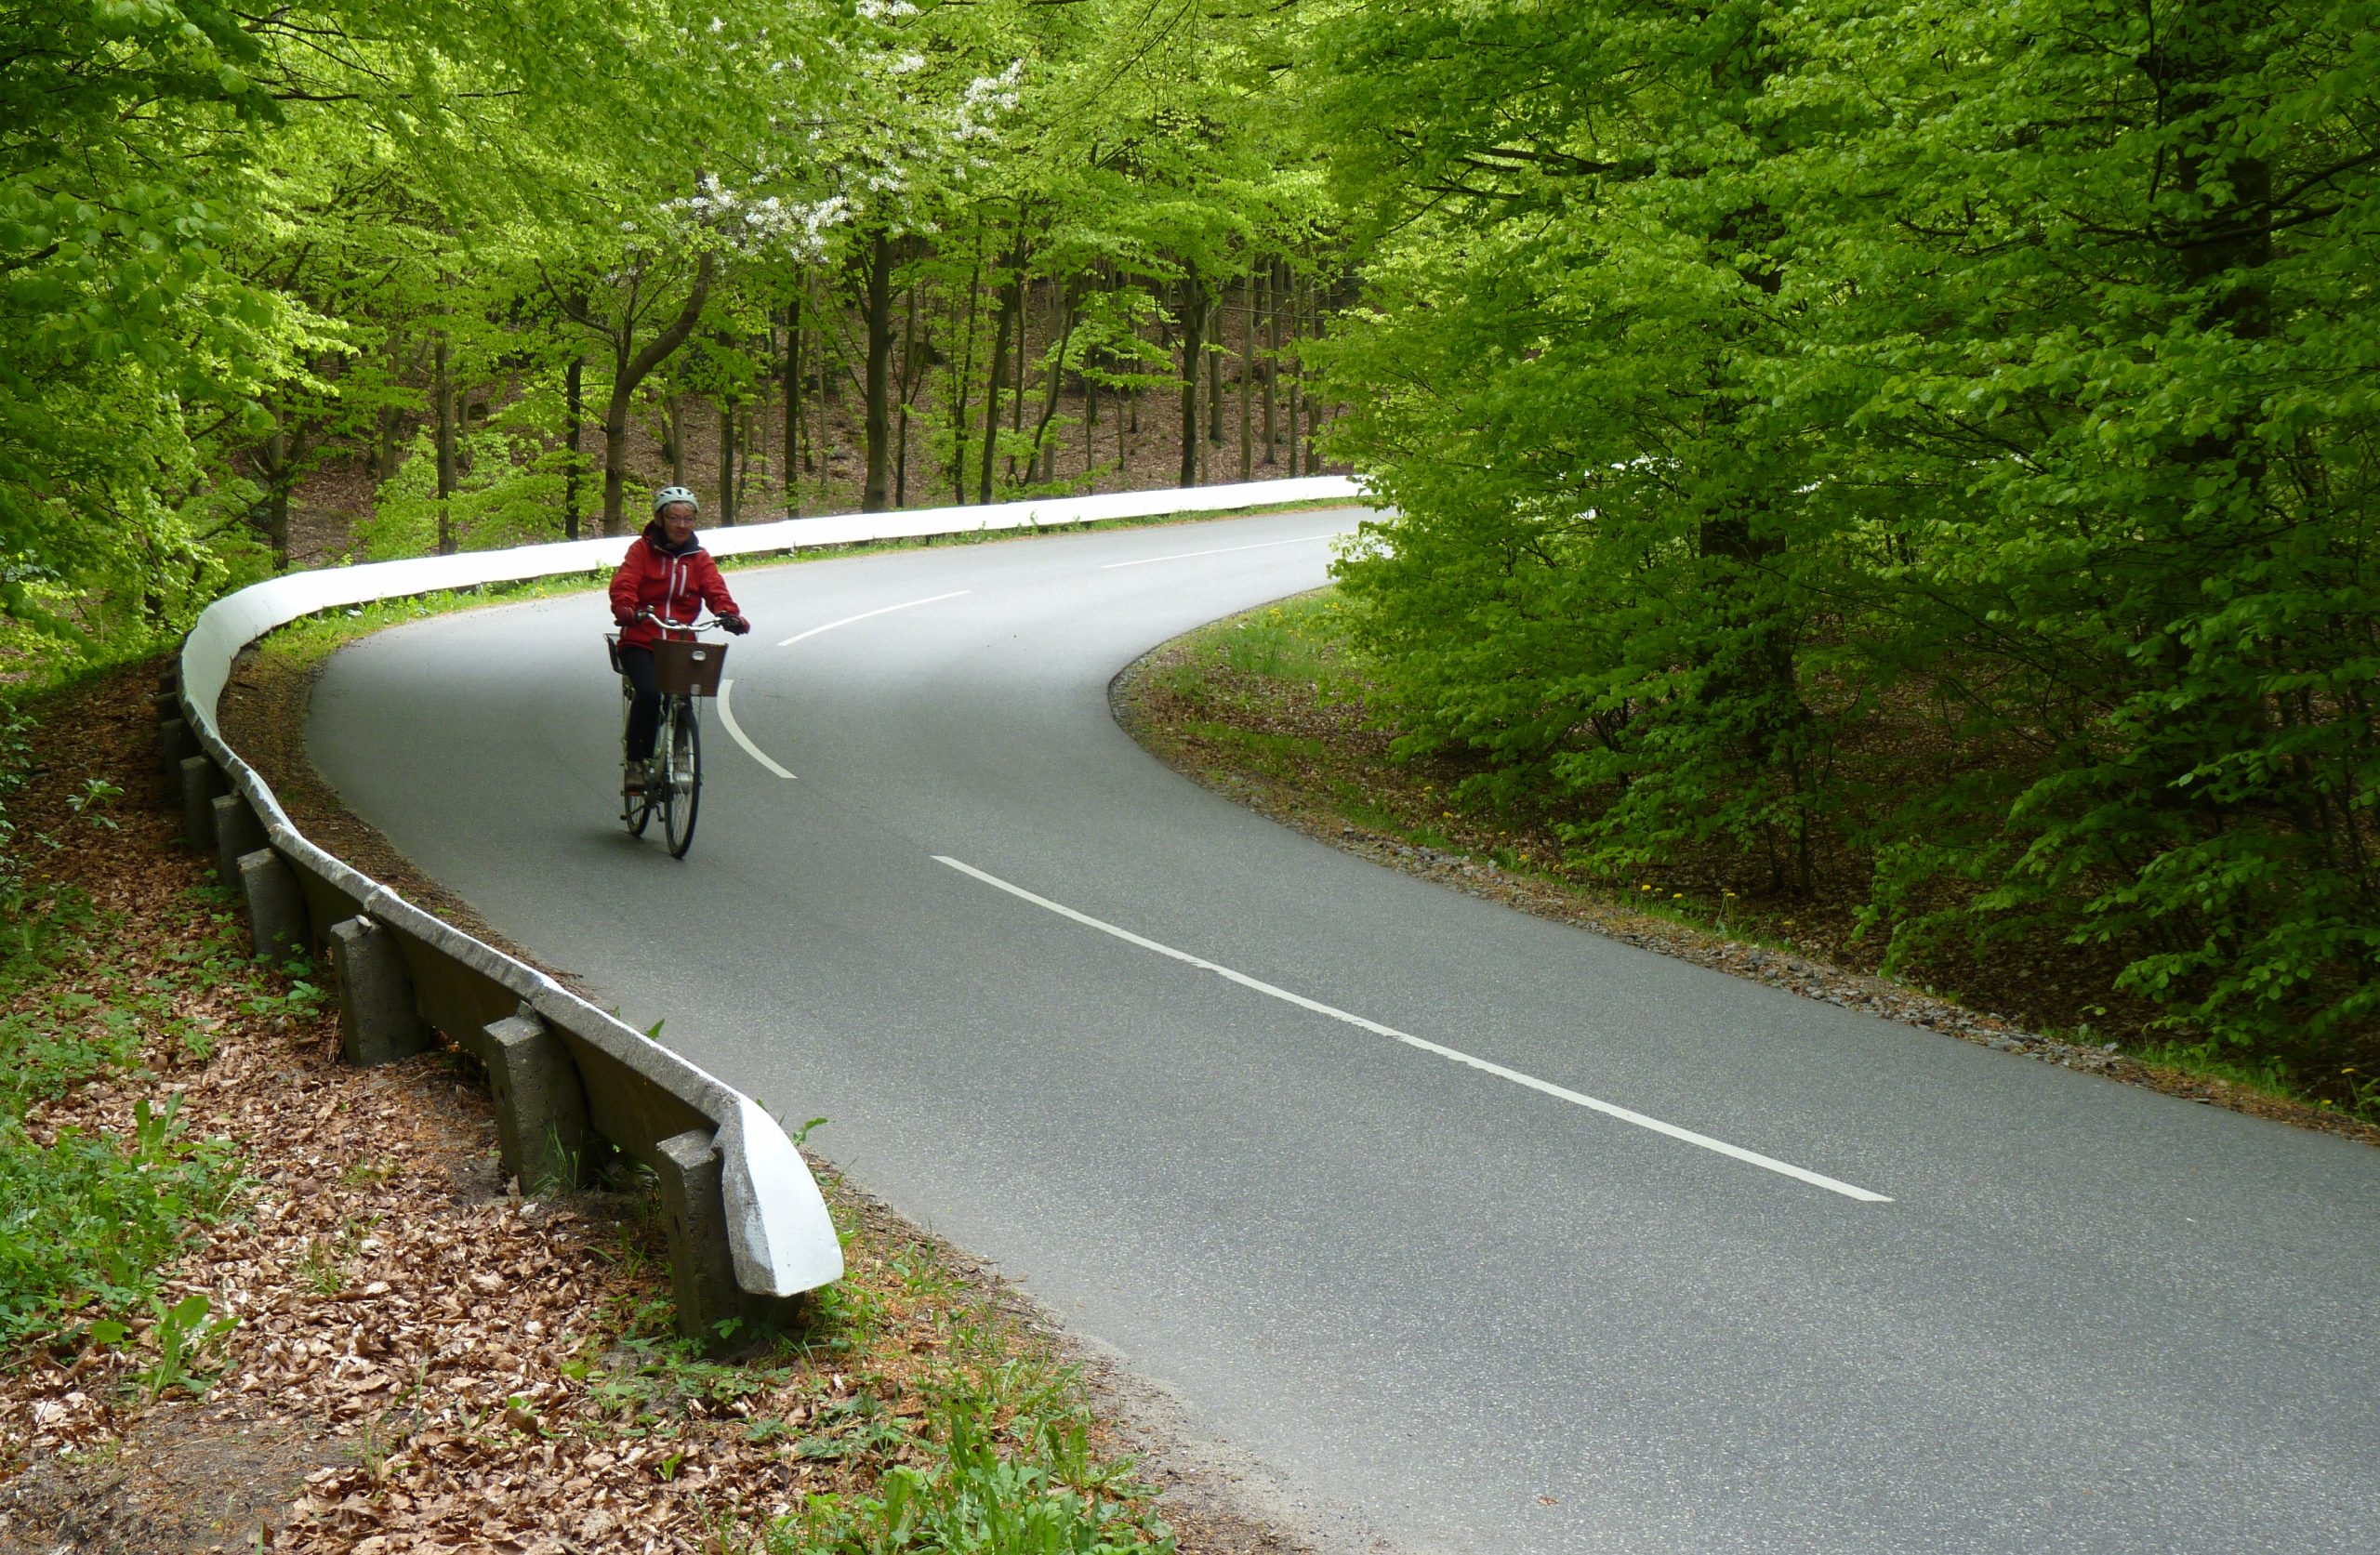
xmin=0 ymin=667 xmax=1313 ymax=1550
xmin=1114 ymin=592 xmax=2380 ymax=1146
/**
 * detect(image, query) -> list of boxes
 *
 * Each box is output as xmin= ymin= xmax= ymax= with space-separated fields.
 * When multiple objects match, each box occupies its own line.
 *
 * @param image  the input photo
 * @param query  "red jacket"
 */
xmin=609 ymin=522 xmax=741 ymax=649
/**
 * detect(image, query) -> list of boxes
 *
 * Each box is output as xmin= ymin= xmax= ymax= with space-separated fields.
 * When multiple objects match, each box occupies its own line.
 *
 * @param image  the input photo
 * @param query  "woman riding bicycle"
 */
xmin=610 ymin=485 xmax=751 ymax=793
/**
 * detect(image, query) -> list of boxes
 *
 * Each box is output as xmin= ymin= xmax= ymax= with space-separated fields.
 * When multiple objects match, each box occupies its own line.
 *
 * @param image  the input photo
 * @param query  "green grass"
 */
xmin=763 ymin=1373 xmax=1170 ymax=1555
xmin=0 ymin=885 xmax=271 ymax=1356
xmin=751 ymin=1285 xmax=1174 ymax=1555
xmin=546 ymin=1209 xmax=1176 ymax=1553
xmin=1156 ymin=589 xmax=1361 ymax=709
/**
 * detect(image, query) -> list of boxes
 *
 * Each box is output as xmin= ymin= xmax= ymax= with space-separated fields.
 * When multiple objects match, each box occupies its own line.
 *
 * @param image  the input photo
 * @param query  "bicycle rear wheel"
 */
xmin=663 ymin=699 xmax=702 ymax=858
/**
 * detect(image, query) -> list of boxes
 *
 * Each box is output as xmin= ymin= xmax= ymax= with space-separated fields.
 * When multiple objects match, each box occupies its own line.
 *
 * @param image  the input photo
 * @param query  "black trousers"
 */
xmin=619 ymin=644 xmax=662 ymax=760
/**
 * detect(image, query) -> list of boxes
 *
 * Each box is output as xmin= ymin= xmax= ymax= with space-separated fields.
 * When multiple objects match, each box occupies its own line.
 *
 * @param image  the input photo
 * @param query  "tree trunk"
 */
xmin=1239 ymin=268 xmax=1254 ymax=481
xmin=862 ymin=230 xmax=896 ymax=512
xmin=1207 ymin=300 xmax=1224 ymax=449
xmin=1012 ymin=278 xmax=1030 ymax=433
xmin=1029 ymin=284 xmax=1077 ymax=484
xmin=896 ymin=284 xmax=920 ymax=507
xmin=663 ymin=394 xmax=686 ymax=486
xmin=807 ymin=272 xmax=832 ymax=507
xmin=601 ymin=254 xmax=716 ymax=536
xmin=950 ymin=252 xmax=982 ymax=507
xmin=433 ymin=335 xmax=457 ymax=556
xmin=262 ymin=401 xmax=292 ymax=570
xmin=978 ymin=241 xmax=1024 ymax=504
xmin=795 ymin=303 xmax=813 ymax=518
xmin=563 ymin=356 xmax=584 ymax=540
xmin=374 ymin=402 xmax=401 ymax=483
xmin=1262 ymin=262 xmax=1277 ymax=465
xmin=1178 ymin=270 xmax=1206 ymax=487
xmin=719 ymin=395 xmax=737 ymax=525
xmin=813 ymin=319 xmax=830 ymax=508
xmin=1286 ymin=281 xmax=1302 ymax=479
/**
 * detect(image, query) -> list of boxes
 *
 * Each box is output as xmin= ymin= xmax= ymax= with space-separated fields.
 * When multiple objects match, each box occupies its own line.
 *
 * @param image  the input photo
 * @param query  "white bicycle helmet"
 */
xmin=653 ymin=485 xmax=699 ymax=515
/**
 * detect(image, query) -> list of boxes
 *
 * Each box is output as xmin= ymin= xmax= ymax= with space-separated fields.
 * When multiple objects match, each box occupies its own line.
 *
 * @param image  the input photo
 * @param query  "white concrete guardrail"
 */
xmin=157 ymin=476 xmax=1364 ymax=1345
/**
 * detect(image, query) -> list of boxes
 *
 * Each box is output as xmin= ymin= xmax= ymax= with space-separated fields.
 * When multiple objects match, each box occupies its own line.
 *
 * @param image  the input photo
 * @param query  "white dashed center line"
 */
xmin=1100 ymin=534 xmax=1341 ymax=569
xmin=934 ymin=854 xmax=1892 ymax=1204
xmin=777 ymin=589 xmax=971 ymax=647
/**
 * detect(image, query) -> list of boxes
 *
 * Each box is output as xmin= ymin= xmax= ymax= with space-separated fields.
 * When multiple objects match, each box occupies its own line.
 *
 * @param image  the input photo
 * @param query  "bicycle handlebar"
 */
xmin=633 ymin=609 xmax=731 ymax=636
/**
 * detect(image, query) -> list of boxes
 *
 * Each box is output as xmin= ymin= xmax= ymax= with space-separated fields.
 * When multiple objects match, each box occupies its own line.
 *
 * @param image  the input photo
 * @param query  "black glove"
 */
xmin=721 ymin=613 xmax=752 ymax=636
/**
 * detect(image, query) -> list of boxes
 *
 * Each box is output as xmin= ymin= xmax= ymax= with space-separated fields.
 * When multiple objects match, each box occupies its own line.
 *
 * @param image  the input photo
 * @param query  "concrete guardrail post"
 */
xmin=656 ymin=1128 xmax=800 ymax=1351
xmin=328 ymin=916 xmax=434 ymax=1066
xmin=158 ymin=717 xmax=199 ymax=786
xmin=237 ymin=849 xmax=311 ymax=964
xmin=211 ymin=790 xmax=267 ymax=883
xmin=483 ymin=1011 xmax=596 ymax=1193
xmin=178 ymin=756 xmax=227 ymax=852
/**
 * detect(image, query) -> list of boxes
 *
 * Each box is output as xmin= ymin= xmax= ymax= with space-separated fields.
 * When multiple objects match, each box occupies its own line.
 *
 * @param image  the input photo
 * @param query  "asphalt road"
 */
xmin=309 ymin=510 xmax=2380 ymax=1553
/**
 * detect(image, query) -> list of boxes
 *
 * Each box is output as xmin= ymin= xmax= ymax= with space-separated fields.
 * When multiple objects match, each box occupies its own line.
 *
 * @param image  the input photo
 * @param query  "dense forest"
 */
xmin=2 ymin=0 xmax=1346 ymax=652
xmin=8 ymin=0 xmax=2379 ymax=1074
xmin=1312 ymin=0 xmax=2380 ymax=1077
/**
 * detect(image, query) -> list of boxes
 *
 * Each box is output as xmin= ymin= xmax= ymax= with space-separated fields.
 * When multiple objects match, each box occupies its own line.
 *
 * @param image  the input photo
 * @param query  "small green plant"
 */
xmin=64 ymin=777 xmax=123 ymax=827
xmin=339 ymin=1156 xmax=402 ymax=1189
xmin=92 ymin=1292 xmax=241 ymax=1403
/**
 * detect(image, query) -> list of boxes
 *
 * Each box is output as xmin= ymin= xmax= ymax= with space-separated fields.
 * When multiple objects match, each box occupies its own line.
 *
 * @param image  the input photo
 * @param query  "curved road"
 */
xmin=311 ymin=510 xmax=2380 ymax=1553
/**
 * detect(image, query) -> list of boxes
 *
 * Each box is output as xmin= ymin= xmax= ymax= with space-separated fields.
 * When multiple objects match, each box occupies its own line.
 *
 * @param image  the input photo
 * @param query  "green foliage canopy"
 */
xmin=1308 ymin=0 xmax=2380 ymax=1063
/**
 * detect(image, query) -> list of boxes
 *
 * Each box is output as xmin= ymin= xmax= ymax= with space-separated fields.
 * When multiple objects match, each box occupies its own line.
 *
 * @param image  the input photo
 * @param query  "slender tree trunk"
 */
xmin=814 ymin=314 xmax=830 ymax=508
xmin=374 ymin=403 xmax=401 ymax=483
xmin=262 ymin=401 xmax=292 ymax=569
xmin=719 ymin=396 xmax=737 ymax=525
xmin=951 ymin=251 xmax=982 ymax=506
xmin=1238 ymin=269 xmax=1254 ymax=481
xmin=1178 ymin=270 xmax=1206 ymax=487
xmin=782 ymin=299 xmax=803 ymax=515
xmin=1207 ymin=301 xmax=1224 ymax=449
xmin=1286 ymin=282 xmax=1302 ymax=479
xmin=601 ymin=254 xmax=715 ymax=535
xmin=1262 ymin=262 xmax=1278 ymax=464
xmin=563 ymin=356 xmax=584 ymax=540
xmin=1084 ymin=353 xmax=1100 ymax=481
xmin=979 ymin=239 xmax=1024 ymax=503
xmin=433 ymin=335 xmax=457 ymax=555
xmin=662 ymin=393 xmax=686 ymax=487
xmin=896 ymin=285 xmax=919 ymax=508
xmin=1030 ymin=284 xmax=1077 ymax=484
xmin=1012 ymin=279 xmax=1030 ymax=434
xmin=862 ymin=231 xmax=896 ymax=512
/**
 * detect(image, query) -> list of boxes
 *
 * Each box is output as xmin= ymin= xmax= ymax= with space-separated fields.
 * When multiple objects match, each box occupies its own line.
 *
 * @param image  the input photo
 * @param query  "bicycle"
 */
xmin=606 ymin=611 xmax=730 ymax=859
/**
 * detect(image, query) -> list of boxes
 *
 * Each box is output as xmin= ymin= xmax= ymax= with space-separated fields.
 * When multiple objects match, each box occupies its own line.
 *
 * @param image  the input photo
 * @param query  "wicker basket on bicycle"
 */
xmin=605 ymin=633 xmax=728 ymax=696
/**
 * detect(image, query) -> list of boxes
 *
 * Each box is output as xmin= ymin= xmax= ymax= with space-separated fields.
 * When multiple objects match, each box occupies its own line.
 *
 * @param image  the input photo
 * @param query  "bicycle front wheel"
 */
xmin=664 ymin=698 xmax=702 ymax=859
xmin=624 ymin=694 xmax=654 ymax=837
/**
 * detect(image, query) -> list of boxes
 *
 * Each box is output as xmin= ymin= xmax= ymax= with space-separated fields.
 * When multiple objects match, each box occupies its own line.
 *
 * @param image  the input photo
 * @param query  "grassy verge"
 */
xmin=0 ymin=664 xmax=1226 ymax=1550
xmin=1118 ymin=590 xmax=2380 ymax=1141
xmin=0 ymin=873 xmax=261 ymax=1365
